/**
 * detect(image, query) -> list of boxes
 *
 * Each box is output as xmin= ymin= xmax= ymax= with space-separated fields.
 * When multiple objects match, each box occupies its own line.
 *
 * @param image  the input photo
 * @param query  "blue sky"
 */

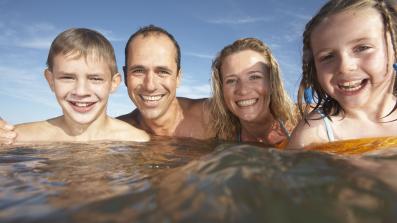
xmin=0 ymin=0 xmax=324 ymax=124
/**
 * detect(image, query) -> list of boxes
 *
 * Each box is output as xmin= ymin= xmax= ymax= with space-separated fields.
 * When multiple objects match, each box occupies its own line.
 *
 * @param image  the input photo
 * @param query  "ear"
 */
xmin=176 ymin=69 xmax=182 ymax=88
xmin=110 ymin=73 xmax=121 ymax=93
xmin=44 ymin=69 xmax=55 ymax=92
xmin=122 ymin=65 xmax=128 ymax=87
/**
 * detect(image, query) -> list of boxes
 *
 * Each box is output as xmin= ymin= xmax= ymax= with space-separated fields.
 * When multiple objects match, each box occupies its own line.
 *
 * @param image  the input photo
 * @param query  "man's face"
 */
xmin=124 ymin=34 xmax=181 ymax=120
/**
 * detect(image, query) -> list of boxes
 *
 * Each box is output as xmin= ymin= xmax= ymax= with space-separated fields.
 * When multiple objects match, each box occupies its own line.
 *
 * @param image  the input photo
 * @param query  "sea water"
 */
xmin=1 ymin=136 xmax=397 ymax=223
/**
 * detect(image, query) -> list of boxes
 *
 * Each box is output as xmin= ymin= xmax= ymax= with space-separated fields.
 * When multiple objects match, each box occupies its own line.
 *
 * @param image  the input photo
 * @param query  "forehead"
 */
xmin=221 ymin=50 xmax=268 ymax=74
xmin=52 ymin=52 xmax=111 ymax=74
xmin=127 ymin=34 xmax=177 ymax=67
xmin=311 ymin=7 xmax=384 ymax=50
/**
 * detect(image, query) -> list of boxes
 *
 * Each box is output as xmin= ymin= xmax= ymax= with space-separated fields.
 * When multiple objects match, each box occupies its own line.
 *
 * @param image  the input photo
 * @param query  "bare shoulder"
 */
xmin=178 ymin=97 xmax=211 ymax=120
xmin=107 ymin=118 xmax=150 ymax=142
xmin=116 ymin=110 xmax=139 ymax=127
xmin=15 ymin=120 xmax=57 ymax=142
xmin=286 ymin=112 xmax=329 ymax=149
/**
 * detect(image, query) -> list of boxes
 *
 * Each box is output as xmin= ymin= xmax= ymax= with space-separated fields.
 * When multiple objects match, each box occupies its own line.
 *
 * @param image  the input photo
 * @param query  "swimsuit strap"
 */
xmin=278 ymin=120 xmax=291 ymax=139
xmin=316 ymin=110 xmax=335 ymax=142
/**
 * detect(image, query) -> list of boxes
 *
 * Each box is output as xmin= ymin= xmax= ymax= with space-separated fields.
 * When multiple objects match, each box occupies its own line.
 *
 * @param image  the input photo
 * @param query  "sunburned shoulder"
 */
xmin=107 ymin=118 xmax=150 ymax=142
xmin=15 ymin=120 xmax=59 ymax=143
xmin=286 ymin=112 xmax=330 ymax=149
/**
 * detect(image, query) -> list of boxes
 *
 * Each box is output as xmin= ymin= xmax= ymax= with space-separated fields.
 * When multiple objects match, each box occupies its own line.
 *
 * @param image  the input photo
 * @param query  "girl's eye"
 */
xmin=319 ymin=53 xmax=334 ymax=62
xmin=354 ymin=45 xmax=371 ymax=52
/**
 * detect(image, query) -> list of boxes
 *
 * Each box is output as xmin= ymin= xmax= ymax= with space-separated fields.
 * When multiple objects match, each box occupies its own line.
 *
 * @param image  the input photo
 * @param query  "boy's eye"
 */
xmin=90 ymin=77 xmax=104 ymax=82
xmin=59 ymin=76 xmax=74 ymax=80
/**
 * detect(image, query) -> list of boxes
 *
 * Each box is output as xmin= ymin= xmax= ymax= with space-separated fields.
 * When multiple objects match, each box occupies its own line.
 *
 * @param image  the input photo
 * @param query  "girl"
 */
xmin=288 ymin=0 xmax=397 ymax=148
xmin=210 ymin=38 xmax=298 ymax=148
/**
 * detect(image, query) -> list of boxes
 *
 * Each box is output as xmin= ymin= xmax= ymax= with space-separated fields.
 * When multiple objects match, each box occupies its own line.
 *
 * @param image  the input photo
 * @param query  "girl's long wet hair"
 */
xmin=298 ymin=0 xmax=397 ymax=122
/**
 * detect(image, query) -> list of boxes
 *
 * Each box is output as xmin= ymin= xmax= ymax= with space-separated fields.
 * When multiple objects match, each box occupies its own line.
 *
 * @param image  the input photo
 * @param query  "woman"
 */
xmin=210 ymin=38 xmax=298 ymax=148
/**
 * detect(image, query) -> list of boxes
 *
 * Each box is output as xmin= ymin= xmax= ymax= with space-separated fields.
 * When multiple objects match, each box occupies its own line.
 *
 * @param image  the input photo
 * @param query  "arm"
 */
xmin=0 ymin=119 xmax=17 ymax=145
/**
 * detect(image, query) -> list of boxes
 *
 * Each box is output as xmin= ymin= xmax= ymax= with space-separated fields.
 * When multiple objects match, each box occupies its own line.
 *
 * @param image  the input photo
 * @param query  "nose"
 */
xmin=235 ymin=79 xmax=249 ymax=95
xmin=73 ymin=79 xmax=90 ymax=97
xmin=337 ymin=53 xmax=358 ymax=75
xmin=143 ymin=71 xmax=157 ymax=92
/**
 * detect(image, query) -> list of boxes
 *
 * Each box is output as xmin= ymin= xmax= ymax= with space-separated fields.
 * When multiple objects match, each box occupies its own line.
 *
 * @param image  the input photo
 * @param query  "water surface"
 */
xmin=1 ymin=136 xmax=397 ymax=222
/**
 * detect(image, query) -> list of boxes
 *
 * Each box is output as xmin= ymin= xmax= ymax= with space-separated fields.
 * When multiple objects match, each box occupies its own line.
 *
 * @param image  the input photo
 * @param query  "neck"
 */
xmin=240 ymin=114 xmax=275 ymax=143
xmin=139 ymin=99 xmax=184 ymax=136
xmin=60 ymin=112 xmax=109 ymax=140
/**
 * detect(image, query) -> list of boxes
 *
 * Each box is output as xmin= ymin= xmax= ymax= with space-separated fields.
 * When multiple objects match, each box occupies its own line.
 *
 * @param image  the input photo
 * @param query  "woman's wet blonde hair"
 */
xmin=210 ymin=38 xmax=298 ymax=140
xmin=298 ymin=0 xmax=397 ymax=121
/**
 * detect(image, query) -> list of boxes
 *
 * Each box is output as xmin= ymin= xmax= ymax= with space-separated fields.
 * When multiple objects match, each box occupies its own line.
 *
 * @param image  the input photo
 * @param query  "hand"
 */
xmin=0 ymin=119 xmax=16 ymax=145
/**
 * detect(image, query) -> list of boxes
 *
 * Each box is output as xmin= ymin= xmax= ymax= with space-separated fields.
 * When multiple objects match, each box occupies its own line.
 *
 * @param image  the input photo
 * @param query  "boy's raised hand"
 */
xmin=0 ymin=119 xmax=16 ymax=145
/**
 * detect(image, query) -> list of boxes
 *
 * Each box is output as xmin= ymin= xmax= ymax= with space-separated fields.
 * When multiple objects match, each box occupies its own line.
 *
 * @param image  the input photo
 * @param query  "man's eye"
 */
xmin=130 ymin=69 xmax=145 ymax=75
xmin=158 ymin=70 xmax=171 ymax=76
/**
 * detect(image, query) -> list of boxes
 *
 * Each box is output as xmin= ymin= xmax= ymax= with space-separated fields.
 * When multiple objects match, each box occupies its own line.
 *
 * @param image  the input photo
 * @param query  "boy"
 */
xmin=15 ymin=28 xmax=149 ymax=142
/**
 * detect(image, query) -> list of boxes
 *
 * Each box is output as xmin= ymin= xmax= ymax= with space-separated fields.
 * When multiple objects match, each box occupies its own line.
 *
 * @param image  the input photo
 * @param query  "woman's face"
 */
xmin=221 ymin=50 xmax=272 ymax=124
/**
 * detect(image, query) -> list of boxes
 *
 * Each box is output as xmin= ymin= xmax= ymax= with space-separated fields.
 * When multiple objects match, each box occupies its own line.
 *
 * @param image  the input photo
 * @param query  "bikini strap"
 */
xmin=278 ymin=120 xmax=291 ymax=139
xmin=316 ymin=110 xmax=335 ymax=142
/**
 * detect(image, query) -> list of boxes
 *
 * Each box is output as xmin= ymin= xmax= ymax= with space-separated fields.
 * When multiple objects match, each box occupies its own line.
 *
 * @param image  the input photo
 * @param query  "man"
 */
xmin=118 ymin=25 xmax=213 ymax=139
xmin=0 ymin=25 xmax=214 ymax=144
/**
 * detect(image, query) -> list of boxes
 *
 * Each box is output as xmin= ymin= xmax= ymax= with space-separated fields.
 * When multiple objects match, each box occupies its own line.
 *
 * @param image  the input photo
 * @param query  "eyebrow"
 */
xmin=127 ymin=65 xmax=146 ymax=71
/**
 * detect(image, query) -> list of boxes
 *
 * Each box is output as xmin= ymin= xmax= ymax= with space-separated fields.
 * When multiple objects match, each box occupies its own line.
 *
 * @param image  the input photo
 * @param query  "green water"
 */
xmin=1 ymin=137 xmax=397 ymax=222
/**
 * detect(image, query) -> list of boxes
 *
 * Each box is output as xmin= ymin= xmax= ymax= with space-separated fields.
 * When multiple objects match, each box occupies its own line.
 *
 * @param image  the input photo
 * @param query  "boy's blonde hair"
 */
xmin=47 ymin=28 xmax=118 ymax=75
xmin=299 ymin=0 xmax=397 ymax=121
xmin=210 ymin=38 xmax=298 ymax=140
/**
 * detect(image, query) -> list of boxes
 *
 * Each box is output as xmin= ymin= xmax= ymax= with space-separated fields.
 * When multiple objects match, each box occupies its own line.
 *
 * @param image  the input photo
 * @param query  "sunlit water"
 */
xmin=1 ymin=136 xmax=397 ymax=222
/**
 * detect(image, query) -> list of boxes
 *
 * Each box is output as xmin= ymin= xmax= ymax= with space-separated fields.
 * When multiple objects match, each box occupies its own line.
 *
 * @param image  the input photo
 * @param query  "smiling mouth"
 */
xmin=337 ymin=79 xmax=367 ymax=92
xmin=236 ymin=98 xmax=258 ymax=107
xmin=68 ymin=101 xmax=96 ymax=113
xmin=140 ymin=94 xmax=165 ymax=102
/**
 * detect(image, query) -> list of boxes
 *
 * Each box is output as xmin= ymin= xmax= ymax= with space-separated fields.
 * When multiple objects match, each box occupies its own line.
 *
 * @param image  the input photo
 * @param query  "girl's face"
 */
xmin=221 ymin=50 xmax=271 ymax=124
xmin=311 ymin=7 xmax=395 ymax=110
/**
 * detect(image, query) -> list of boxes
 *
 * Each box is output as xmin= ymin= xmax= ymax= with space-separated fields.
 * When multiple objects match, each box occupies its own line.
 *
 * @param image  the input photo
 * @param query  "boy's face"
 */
xmin=45 ymin=53 xmax=120 ymax=125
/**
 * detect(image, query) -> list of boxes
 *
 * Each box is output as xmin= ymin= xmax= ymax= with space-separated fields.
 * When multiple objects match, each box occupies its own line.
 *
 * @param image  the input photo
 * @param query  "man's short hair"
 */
xmin=124 ymin=25 xmax=181 ymax=71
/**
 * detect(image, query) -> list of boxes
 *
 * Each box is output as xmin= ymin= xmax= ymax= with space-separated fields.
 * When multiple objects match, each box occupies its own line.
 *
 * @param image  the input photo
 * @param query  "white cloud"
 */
xmin=184 ymin=52 xmax=214 ymax=60
xmin=206 ymin=16 xmax=272 ymax=25
xmin=0 ymin=65 xmax=57 ymax=109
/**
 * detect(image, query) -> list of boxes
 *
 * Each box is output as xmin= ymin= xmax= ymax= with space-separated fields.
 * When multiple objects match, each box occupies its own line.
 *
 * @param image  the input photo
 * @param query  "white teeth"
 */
xmin=236 ymin=99 xmax=257 ymax=107
xmin=141 ymin=95 xmax=163 ymax=101
xmin=338 ymin=80 xmax=363 ymax=91
xmin=72 ymin=102 xmax=93 ymax=107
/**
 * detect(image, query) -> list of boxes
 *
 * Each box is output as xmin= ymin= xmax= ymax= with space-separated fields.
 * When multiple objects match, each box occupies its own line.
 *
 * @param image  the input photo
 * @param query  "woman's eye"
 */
xmin=225 ymin=79 xmax=237 ymax=85
xmin=249 ymin=75 xmax=262 ymax=80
